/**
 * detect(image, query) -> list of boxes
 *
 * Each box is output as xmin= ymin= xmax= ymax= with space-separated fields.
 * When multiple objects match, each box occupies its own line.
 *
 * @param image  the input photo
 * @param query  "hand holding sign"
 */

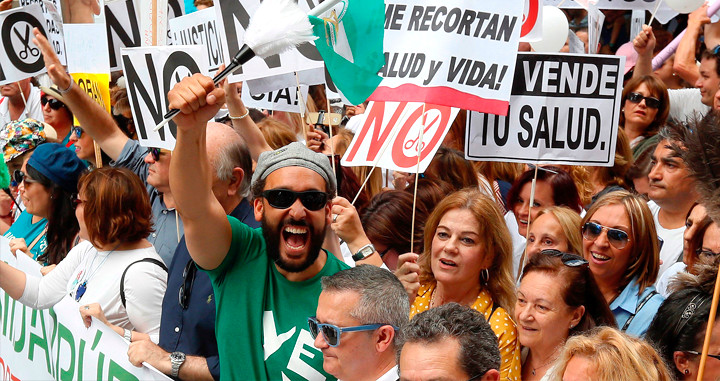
xmin=166 ymin=73 xmax=225 ymax=133
xmin=32 ymin=27 xmax=73 ymax=91
xmin=632 ymin=25 xmax=656 ymax=57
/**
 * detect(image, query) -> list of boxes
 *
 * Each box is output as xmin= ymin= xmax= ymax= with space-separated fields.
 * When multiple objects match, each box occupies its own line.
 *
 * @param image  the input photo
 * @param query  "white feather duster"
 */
xmin=244 ymin=0 xmax=317 ymax=58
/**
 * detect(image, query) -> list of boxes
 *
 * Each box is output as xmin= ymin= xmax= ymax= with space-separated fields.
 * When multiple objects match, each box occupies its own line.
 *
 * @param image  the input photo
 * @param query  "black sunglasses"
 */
xmin=146 ymin=147 xmax=161 ymax=161
xmin=178 ymin=259 xmax=197 ymax=310
xmin=686 ymin=350 xmax=720 ymax=362
xmin=626 ymin=92 xmax=661 ymax=109
xmin=72 ymin=126 xmax=83 ymax=139
xmin=582 ymin=222 xmax=631 ymax=250
xmin=261 ymin=189 xmax=329 ymax=211
xmin=540 ymin=249 xmax=588 ymax=267
xmin=41 ymin=96 xmax=65 ymax=110
xmin=12 ymin=170 xmax=38 ymax=185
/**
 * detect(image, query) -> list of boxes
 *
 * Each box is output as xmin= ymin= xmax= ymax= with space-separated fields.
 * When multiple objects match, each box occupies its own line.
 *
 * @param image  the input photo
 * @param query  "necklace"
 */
xmin=430 ymin=289 xmax=441 ymax=308
xmin=74 ymin=242 xmax=122 ymax=302
xmin=531 ymin=354 xmax=556 ymax=376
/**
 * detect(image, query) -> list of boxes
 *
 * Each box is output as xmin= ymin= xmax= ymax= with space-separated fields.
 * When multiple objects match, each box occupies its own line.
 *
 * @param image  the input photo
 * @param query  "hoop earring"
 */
xmin=480 ymin=269 xmax=489 ymax=285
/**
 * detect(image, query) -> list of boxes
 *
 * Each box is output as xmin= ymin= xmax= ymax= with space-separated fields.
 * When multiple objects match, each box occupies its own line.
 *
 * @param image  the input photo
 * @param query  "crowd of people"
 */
xmin=4 ymin=1 xmax=720 ymax=380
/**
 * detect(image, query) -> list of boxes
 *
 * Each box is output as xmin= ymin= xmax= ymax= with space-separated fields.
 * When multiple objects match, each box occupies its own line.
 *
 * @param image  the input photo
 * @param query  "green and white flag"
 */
xmin=309 ymin=0 xmax=385 ymax=105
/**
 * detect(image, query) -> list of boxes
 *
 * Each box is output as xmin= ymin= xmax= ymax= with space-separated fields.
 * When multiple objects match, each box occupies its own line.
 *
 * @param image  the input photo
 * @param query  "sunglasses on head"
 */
xmin=307 ymin=316 xmax=390 ymax=347
xmin=41 ymin=96 xmax=65 ymax=110
xmin=582 ymin=221 xmax=631 ymax=250
xmin=540 ymin=249 xmax=588 ymax=267
xmin=261 ymin=189 xmax=329 ymax=211
xmin=626 ymin=92 xmax=661 ymax=109
xmin=72 ymin=127 xmax=83 ymax=139
xmin=12 ymin=170 xmax=38 ymax=185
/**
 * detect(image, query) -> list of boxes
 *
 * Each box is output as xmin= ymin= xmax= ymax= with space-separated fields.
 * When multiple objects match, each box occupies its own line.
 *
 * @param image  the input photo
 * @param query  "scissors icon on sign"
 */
xmin=14 ymin=25 xmax=40 ymax=60
xmin=404 ymin=114 xmax=440 ymax=151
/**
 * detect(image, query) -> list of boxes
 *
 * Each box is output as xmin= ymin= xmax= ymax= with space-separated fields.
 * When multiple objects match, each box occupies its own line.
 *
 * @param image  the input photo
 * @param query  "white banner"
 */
xmin=139 ymin=0 xmax=168 ymax=46
xmin=0 ymin=4 xmax=62 ymax=85
xmin=341 ymin=101 xmax=459 ymax=172
xmin=168 ymin=7 xmax=224 ymax=72
xmin=546 ymin=0 xmax=678 ymax=24
xmin=214 ymin=0 xmax=324 ymax=83
xmin=242 ymin=83 xmax=309 ymax=113
xmin=105 ymin=0 xmax=141 ymax=71
xmin=64 ymin=24 xmax=110 ymax=74
xmin=465 ymin=53 xmax=623 ymax=167
xmin=369 ymin=0 xmax=523 ymax=116
xmin=520 ymin=0 xmax=542 ymax=42
xmin=0 ymin=236 xmax=170 ymax=381
xmin=122 ymin=45 xmax=209 ymax=150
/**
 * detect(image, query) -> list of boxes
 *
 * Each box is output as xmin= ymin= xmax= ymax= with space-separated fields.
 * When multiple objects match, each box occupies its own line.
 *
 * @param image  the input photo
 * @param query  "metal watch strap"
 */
xmin=170 ymin=352 xmax=186 ymax=377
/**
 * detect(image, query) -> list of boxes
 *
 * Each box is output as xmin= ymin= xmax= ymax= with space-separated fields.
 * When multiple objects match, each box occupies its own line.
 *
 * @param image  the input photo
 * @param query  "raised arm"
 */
xmin=223 ymin=79 xmax=272 ymax=161
xmin=32 ymin=28 xmax=128 ymax=159
xmin=674 ymin=4 xmax=710 ymax=85
xmin=167 ymin=74 xmax=231 ymax=270
xmin=632 ymin=25 xmax=655 ymax=78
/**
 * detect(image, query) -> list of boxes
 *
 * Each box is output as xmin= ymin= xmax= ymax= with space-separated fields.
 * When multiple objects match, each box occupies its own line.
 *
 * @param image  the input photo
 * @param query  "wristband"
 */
xmin=57 ymin=78 xmax=73 ymax=94
xmin=123 ymin=328 xmax=132 ymax=342
xmin=229 ymin=109 xmax=250 ymax=120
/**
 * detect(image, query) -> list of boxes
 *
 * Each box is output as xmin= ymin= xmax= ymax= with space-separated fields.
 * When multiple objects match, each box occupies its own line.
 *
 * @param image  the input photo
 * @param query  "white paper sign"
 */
xmin=546 ymin=0 xmax=678 ymax=24
xmin=369 ymin=0 xmax=523 ymax=116
xmin=64 ymin=23 xmax=110 ymax=73
xmin=520 ymin=0 xmax=543 ymax=42
xmin=169 ymin=7 xmax=224 ymax=72
xmin=587 ymin=5 xmax=604 ymax=55
xmin=105 ymin=0 xmax=141 ymax=71
xmin=0 ymin=4 xmax=57 ymax=85
xmin=341 ymin=101 xmax=459 ymax=172
xmin=121 ymin=45 xmax=209 ymax=150
xmin=214 ymin=0 xmax=324 ymax=83
xmin=139 ymin=0 xmax=168 ymax=46
xmin=241 ymin=83 xmax=309 ymax=113
xmin=465 ymin=53 xmax=623 ymax=167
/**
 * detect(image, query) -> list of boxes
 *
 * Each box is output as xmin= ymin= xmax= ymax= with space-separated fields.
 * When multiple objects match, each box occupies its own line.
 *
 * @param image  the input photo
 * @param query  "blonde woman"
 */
xmin=550 ymin=326 xmax=672 ymax=381
xmin=395 ymin=189 xmax=521 ymax=380
xmin=525 ymin=206 xmax=583 ymax=259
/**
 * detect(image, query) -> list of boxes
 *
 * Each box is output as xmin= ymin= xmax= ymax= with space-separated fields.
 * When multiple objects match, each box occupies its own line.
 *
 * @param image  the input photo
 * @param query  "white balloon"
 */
xmin=530 ymin=6 xmax=569 ymax=53
xmin=665 ymin=0 xmax=704 ymax=14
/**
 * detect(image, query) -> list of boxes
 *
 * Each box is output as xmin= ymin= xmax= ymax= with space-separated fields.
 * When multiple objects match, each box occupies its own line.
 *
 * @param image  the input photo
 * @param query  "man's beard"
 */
xmin=261 ymin=215 xmax=326 ymax=273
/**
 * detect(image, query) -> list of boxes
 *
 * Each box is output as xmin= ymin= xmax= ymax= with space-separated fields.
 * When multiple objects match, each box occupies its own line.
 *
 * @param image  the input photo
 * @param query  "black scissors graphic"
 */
xmin=14 ymin=24 xmax=39 ymax=60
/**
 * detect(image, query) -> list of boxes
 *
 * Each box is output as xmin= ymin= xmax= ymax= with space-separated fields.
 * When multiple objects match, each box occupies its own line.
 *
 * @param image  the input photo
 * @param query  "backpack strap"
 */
xmin=621 ymin=290 xmax=658 ymax=332
xmin=120 ymin=258 xmax=168 ymax=308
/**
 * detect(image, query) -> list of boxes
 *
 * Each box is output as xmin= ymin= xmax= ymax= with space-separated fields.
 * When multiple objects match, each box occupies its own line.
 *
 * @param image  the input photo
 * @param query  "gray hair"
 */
xmin=658 ymin=122 xmax=691 ymax=158
xmin=214 ymin=139 xmax=252 ymax=197
xmin=397 ymin=303 xmax=500 ymax=378
xmin=321 ymin=265 xmax=409 ymax=346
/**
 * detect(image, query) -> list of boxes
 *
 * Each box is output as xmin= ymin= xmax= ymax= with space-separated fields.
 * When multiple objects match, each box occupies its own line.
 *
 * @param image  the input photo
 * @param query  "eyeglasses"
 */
xmin=626 ymin=92 xmax=661 ymax=109
xmin=696 ymin=248 xmax=720 ymax=260
xmin=41 ymin=96 xmax=65 ymax=110
xmin=70 ymin=193 xmax=85 ymax=209
xmin=686 ymin=350 xmax=720 ymax=362
xmin=540 ymin=249 xmax=589 ymax=267
xmin=12 ymin=170 xmax=38 ymax=185
xmin=308 ymin=316 xmax=390 ymax=347
xmin=582 ymin=222 xmax=631 ymax=249
xmin=147 ymin=147 xmax=161 ymax=161
xmin=178 ymin=259 xmax=197 ymax=309
xmin=261 ymin=189 xmax=329 ymax=211
xmin=72 ymin=127 xmax=83 ymax=139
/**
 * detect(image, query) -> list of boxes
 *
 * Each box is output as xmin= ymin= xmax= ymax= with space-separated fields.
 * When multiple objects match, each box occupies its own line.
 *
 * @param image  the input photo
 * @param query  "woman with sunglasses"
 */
xmin=581 ymin=190 xmax=664 ymax=336
xmin=646 ymin=261 xmax=720 ymax=380
xmin=515 ymin=250 xmax=615 ymax=380
xmin=505 ymin=166 xmax=583 ymax=277
xmin=618 ymin=75 xmax=669 ymax=159
xmin=6 ymin=143 xmax=85 ymax=267
xmin=68 ymin=126 xmax=110 ymax=167
xmin=39 ymin=87 xmax=75 ymax=147
xmin=396 ymin=188 xmax=521 ymax=380
xmin=0 ymin=167 xmax=166 ymax=342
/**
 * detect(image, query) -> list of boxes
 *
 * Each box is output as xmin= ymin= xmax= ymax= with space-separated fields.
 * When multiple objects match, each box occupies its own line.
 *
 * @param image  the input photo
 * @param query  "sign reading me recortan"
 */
xmin=465 ymin=53 xmax=624 ymax=167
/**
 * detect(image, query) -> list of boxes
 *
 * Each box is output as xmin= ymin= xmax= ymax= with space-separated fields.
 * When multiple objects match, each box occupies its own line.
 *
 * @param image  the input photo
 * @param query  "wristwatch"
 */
xmin=352 ymin=243 xmax=376 ymax=261
xmin=170 ymin=351 xmax=186 ymax=377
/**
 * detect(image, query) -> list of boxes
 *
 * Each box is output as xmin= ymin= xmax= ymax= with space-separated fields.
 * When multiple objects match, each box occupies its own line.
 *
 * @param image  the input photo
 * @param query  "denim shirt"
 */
xmin=158 ymin=199 xmax=259 ymax=381
xmin=611 ymin=277 xmax=665 ymax=337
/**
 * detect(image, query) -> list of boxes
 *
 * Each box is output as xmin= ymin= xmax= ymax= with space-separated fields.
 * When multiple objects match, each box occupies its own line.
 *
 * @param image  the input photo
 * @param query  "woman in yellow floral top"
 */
xmin=397 ymin=188 xmax=521 ymax=380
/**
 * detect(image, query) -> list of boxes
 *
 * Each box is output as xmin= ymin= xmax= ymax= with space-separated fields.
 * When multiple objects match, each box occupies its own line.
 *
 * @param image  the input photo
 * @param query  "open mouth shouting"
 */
xmin=282 ymin=225 xmax=309 ymax=254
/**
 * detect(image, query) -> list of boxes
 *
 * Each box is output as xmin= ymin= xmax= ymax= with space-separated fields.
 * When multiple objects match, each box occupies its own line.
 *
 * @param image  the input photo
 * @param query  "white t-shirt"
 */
xmin=505 ymin=211 xmax=526 ymax=279
xmin=19 ymin=241 xmax=167 ymax=342
xmin=0 ymin=85 xmax=44 ymax=128
xmin=647 ymin=201 xmax=685 ymax=280
xmin=656 ymin=261 xmax=686 ymax=297
xmin=667 ymin=88 xmax=708 ymax=123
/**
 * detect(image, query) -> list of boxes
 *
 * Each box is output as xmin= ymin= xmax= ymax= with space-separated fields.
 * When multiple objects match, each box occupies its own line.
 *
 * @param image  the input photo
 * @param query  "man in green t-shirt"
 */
xmin=167 ymin=74 xmax=349 ymax=380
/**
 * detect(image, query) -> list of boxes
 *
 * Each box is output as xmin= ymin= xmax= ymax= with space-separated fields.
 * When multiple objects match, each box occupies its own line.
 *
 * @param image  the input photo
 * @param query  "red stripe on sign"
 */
xmin=369 ymin=84 xmax=510 ymax=116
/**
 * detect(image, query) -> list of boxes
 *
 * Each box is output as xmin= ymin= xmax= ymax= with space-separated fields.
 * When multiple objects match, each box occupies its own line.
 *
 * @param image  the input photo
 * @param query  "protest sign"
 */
xmin=139 ymin=0 xmax=168 ymax=46
xmin=18 ymin=0 xmax=66 ymax=65
xmin=0 ymin=4 xmax=56 ymax=85
xmin=521 ymin=0 xmax=542 ymax=42
xmin=369 ymin=0 xmax=523 ymax=116
xmin=71 ymin=73 xmax=111 ymax=125
xmin=465 ymin=53 xmax=623 ymax=167
xmin=0 ymin=236 xmax=170 ymax=381
xmin=241 ymin=83 xmax=309 ymax=113
xmin=122 ymin=45 xmax=209 ymax=150
xmin=64 ymin=23 xmax=110 ymax=74
xmin=169 ymin=7 xmax=224 ymax=72
xmin=105 ymin=0 xmax=140 ymax=71
xmin=546 ymin=0 xmax=677 ymax=24
xmin=214 ymin=0 xmax=324 ymax=83
xmin=341 ymin=101 xmax=459 ymax=172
